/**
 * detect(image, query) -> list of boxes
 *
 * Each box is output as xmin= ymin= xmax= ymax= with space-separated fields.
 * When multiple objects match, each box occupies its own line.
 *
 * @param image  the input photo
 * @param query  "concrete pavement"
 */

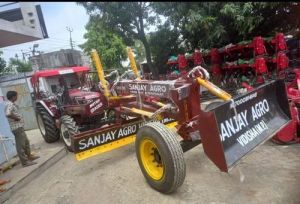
xmin=0 ymin=129 xmax=66 ymax=203
xmin=2 ymin=134 xmax=300 ymax=204
xmin=0 ymin=119 xmax=299 ymax=204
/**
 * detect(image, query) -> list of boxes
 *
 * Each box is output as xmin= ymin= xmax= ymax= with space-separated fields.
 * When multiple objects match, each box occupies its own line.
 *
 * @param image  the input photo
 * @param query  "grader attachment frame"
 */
xmin=70 ymin=49 xmax=291 ymax=193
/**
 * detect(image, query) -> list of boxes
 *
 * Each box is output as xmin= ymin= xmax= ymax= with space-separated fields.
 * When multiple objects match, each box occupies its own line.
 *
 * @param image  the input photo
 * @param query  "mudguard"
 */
xmin=36 ymin=100 xmax=55 ymax=117
xmin=198 ymin=79 xmax=291 ymax=172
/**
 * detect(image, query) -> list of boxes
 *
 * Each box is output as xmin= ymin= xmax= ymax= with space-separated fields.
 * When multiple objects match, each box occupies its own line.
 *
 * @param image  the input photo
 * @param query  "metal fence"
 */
xmin=0 ymin=72 xmax=37 ymax=165
xmin=0 ymin=102 xmax=17 ymax=165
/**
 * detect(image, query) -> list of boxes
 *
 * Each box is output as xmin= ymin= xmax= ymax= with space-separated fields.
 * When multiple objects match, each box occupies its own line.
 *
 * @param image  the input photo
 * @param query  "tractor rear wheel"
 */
xmin=60 ymin=115 xmax=79 ymax=152
xmin=36 ymin=106 xmax=60 ymax=143
xmin=135 ymin=122 xmax=186 ymax=194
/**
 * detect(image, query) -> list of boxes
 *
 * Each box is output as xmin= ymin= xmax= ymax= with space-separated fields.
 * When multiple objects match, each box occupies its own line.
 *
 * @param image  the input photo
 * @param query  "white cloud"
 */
xmin=1 ymin=2 xmax=89 ymax=62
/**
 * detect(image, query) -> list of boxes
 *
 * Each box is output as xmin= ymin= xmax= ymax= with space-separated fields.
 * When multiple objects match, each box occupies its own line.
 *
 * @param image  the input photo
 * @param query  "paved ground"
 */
xmin=3 ymin=133 xmax=300 ymax=204
xmin=0 ymin=129 xmax=64 ymax=186
xmin=0 ymin=129 xmax=65 ymax=203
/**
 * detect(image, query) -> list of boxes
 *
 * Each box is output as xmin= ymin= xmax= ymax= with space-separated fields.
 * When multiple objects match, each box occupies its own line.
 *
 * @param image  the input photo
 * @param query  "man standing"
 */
xmin=5 ymin=91 xmax=39 ymax=167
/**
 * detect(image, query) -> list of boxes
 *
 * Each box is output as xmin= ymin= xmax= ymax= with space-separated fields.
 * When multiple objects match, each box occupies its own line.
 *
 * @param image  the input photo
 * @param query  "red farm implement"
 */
xmin=165 ymin=33 xmax=300 ymax=144
xmin=68 ymin=49 xmax=291 ymax=194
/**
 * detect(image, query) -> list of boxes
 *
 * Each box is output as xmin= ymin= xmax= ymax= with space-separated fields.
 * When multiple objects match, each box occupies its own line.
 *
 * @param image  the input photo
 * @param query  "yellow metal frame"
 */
xmin=108 ymin=95 xmax=136 ymax=101
xmin=91 ymin=49 xmax=111 ymax=98
xmin=153 ymin=101 xmax=165 ymax=107
xmin=75 ymin=121 xmax=177 ymax=161
xmin=91 ymin=48 xmax=139 ymax=101
xmin=121 ymin=106 xmax=154 ymax=118
xmin=76 ymin=135 xmax=136 ymax=161
xmin=197 ymin=77 xmax=232 ymax=101
xmin=127 ymin=47 xmax=141 ymax=80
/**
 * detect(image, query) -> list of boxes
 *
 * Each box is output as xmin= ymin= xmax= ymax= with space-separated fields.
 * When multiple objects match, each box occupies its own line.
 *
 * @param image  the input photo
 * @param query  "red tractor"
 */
xmin=30 ymin=66 xmax=119 ymax=151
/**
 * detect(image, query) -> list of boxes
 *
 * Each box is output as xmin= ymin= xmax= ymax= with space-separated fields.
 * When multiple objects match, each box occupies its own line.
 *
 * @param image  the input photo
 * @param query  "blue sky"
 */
xmin=1 ymin=2 xmax=89 ymax=62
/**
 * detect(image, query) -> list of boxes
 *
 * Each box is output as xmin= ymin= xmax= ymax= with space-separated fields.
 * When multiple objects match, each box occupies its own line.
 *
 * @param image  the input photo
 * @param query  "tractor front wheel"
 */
xmin=60 ymin=115 xmax=79 ymax=152
xmin=36 ymin=106 xmax=60 ymax=143
xmin=135 ymin=122 xmax=186 ymax=194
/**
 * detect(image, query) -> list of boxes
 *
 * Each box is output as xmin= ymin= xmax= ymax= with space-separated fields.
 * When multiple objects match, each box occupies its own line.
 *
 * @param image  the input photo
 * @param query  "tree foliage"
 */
xmin=153 ymin=2 xmax=300 ymax=50
xmin=7 ymin=58 xmax=32 ymax=73
xmin=79 ymin=2 xmax=300 ymax=74
xmin=78 ymin=2 xmax=160 ymax=78
xmin=149 ymin=23 xmax=184 ymax=74
xmin=79 ymin=20 xmax=126 ymax=71
xmin=0 ymin=51 xmax=7 ymax=75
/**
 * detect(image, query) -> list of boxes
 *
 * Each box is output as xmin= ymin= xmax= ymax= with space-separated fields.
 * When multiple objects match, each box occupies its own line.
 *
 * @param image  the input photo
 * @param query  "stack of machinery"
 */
xmin=166 ymin=33 xmax=300 ymax=144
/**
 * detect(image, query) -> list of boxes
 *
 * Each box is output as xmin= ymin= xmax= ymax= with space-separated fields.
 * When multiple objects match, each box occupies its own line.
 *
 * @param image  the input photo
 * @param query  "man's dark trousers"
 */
xmin=12 ymin=127 xmax=31 ymax=165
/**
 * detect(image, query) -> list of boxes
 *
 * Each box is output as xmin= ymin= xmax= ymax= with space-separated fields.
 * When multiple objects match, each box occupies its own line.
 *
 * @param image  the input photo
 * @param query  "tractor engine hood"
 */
xmin=68 ymin=89 xmax=101 ymax=100
xmin=64 ymin=89 xmax=107 ymax=115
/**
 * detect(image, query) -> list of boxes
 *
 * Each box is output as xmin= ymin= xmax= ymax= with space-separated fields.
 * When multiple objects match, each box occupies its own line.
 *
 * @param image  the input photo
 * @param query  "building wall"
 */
xmin=0 ymin=72 xmax=38 ymax=131
xmin=0 ymin=3 xmax=48 ymax=48
xmin=0 ymin=2 xmax=48 ymax=164
xmin=0 ymin=75 xmax=30 ymax=165
xmin=0 ymin=87 xmax=15 ymax=164
xmin=29 ymin=49 xmax=91 ymax=70
xmin=0 ymin=102 xmax=17 ymax=165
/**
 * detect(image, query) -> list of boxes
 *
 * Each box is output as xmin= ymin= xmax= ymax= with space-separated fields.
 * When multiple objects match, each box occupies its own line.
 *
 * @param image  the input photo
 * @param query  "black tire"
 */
xmin=204 ymin=100 xmax=224 ymax=112
xmin=36 ymin=105 xmax=60 ymax=143
xmin=60 ymin=115 xmax=79 ymax=152
xmin=135 ymin=122 xmax=186 ymax=194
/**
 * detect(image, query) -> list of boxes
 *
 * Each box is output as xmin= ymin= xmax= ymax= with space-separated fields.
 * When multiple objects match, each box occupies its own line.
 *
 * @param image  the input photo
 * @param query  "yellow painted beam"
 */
xmin=197 ymin=77 xmax=232 ymax=101
xmin=76 ymin=135 xmax=136 ymax=161
xmin=153 ymin=101 xmax=165 ymax=107
xmin=75 ymin=121 xmax=178 ymax=161
xmin=91 ymin=49 xmax=110 ymax=98
xmin=127 ymin=47 xmax=141 ymax=80
xmin=121 ymin=106 xmax=153 ymax=118
xmin=108 ymin=95 xmax=136 ymax=100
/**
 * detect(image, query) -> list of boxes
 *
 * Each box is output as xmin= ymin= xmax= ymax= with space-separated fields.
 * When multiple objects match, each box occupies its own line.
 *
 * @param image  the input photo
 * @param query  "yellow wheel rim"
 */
xmin=139 ymin=138 xmax=164 ymax=180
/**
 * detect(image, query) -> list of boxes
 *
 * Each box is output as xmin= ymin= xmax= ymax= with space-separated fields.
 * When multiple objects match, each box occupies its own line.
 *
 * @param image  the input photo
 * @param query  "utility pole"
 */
xmin=21 ymin=50 xmax=26 ymax=61
xmin=66 ymin=26 xmax=74 ymax=50
xmin=30 ymin=44 xmax=39 ymax=56
xmin=21 ymin=49 xmax=32 ymax=62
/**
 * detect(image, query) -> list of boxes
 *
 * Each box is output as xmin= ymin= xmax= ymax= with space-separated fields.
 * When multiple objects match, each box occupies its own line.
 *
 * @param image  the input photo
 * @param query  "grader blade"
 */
xmin=198 ymin=80 xmax=291 ymax=172
xmin=71 ymin=118 xmax=177 ymax=161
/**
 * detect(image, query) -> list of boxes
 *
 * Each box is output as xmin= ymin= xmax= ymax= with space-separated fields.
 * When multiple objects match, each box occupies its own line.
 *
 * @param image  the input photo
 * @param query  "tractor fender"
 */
xmin=35 ymin=100 xmax=55 ymax=117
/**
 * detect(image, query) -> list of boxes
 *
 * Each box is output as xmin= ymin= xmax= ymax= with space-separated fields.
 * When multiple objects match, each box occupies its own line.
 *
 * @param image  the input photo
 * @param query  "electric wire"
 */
xmin=0 ymin=2 xmax=18 ymax=8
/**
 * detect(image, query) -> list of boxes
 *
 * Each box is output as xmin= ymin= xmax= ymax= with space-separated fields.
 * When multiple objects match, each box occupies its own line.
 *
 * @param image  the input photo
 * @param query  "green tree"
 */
xmin=7 ymin=58 xmax=32 ymax=73
xmin=153 ymin=2 xmax=300 ymax=50
xmin=78 ymin=2 xmax=160 ymax=78
xmin=153 ymin=2 xmax=242 ymax=49
xmin=149 ymin=23 xmax=184 ymax=74
xmin=0 ymin=51 xmax=7 ymax=75
xmin=246 ymin=2 xmax=300 ymax=37
xmin=79 ymin=20 xmax=127 ymax=71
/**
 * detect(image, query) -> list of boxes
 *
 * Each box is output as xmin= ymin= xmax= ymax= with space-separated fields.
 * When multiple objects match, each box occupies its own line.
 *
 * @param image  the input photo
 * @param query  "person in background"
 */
xmin=5 ymin=91 xmax=40 ymax=167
